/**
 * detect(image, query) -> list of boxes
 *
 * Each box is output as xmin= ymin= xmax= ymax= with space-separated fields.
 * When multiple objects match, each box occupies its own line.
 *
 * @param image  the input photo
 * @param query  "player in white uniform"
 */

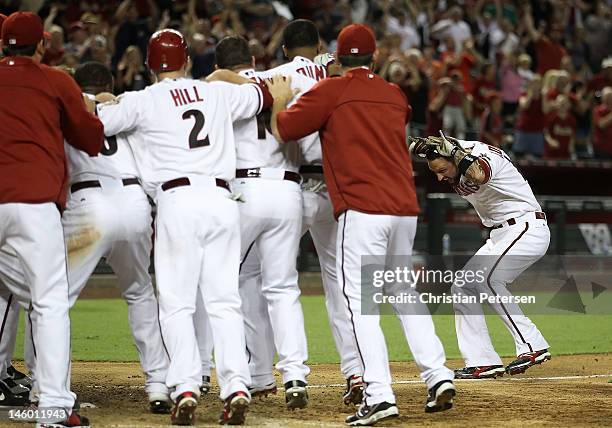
xmin=213 ymin=35 xmax=310 ymax=409
xmin=232 ymin=19 xmax=365 ymax=406
xmin=410 ymin=134 xmax=551 ymax=379
xmin=94 ymin=29 xmax=285 ymax=426
xmin=0 ymin=61 xmax=173 ymax=413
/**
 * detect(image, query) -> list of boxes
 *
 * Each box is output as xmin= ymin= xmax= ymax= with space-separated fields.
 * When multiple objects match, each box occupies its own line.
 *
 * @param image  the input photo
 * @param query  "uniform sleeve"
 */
xmin=54 ymin=70 xmax=104 ymax=156
xmin=277 ymin=79 xmax=337 ymax=142
xmin=96 ymin=91 xmax=144 ymax=137
xmin=218 ymin=81 xmax=268 ymax=121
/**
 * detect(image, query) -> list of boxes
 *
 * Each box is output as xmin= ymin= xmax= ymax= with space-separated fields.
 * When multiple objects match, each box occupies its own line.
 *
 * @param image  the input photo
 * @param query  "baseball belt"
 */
xmin=161 ymin=177 xmax=230 ymax=192
xmin=492 ymin=211 xmax=546 ymax=229
xmin=70 ymin=177 xmax=140 ymax=194
xmin=235 ymin=168 xmax=301 ymax=184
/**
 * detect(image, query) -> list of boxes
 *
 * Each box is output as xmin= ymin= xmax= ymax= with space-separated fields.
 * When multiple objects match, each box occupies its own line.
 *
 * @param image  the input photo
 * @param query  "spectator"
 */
xmin=571 ymin=80 xmax=594 ymax=159
xmin=385 ymin=7 xmax=420 ymax=51
xmin=440 ymin=72 xmax=469 ymax=139
xmin=480 ymin=91 xmax=504 ymax=147
xmin=439 ymin=37 xmax=482 ymax=94
xmin=404 ymin=49 xmax=429 ymax=137
xmin=588 ymin=57 xmax=612 ymax=96
xmin=517 ymin=53 xmax=535 ymax=87
xmin=431 ymin=6 xmax=472 ymax=53
xmin=544 ymin=95 xmax=577 ymax=160
xmin=499 ymin=53 xmax=523 ymax=125
xmin=583 ymin=1 xmax=612 ymax=73
xmin=189 ymin=33 xmax=215 ymax=79
xmin=523 ymin=5 xmax=567 ymax=75
xmin=41 ymin=25 xmax=65 ymax=66
xmin=112 ymin=0 xmax=156 ymax=69
xmin=81 ymin=35 xmax=111 ymax=67
xmin=116 ymin=45 xmax=150 ymax=92
xmin=592 ymin=86 xmax=612 ymax=159
xmin=543 ymin=69 xmax=571 ymax=114
xmin=471 ymin=62 xmax=497 ymax=130
xmin=65 ymin=21 xmax=90 ymax=60
xmin=514 ymin=75 xmax=546 ymax=158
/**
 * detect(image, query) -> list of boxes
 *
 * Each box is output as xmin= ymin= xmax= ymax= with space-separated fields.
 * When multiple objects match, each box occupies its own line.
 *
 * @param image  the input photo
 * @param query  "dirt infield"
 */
xmin=8 ymin=353 xmax=608 ymax=427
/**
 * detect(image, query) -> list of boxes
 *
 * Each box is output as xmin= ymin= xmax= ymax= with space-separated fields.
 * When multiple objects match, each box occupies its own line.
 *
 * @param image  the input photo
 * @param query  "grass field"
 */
xmin=12 ymin=296 xmax=612 ymax=362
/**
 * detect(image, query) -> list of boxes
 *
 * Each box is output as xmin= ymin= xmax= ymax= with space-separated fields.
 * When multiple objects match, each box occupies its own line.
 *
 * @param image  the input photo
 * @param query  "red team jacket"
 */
xmin=0 ymin=57 xmax=103 ymax=208
xmin=277 ymin=67 xmax=420 ymax=219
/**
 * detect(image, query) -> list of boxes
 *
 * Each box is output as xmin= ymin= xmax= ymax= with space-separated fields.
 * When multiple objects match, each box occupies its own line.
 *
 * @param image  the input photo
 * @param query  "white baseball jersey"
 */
xmin=65 ymin=94 xmax=139 ymax=181
xmin=96 ymin=77 xmax=265 ymax=195
xmin=260 ymin=56 xmax=326 ymax=165
xmin=234 ymin=69 xmax=299 ymax=171
xmin=453 ymin=140 xmax=541 ymax=227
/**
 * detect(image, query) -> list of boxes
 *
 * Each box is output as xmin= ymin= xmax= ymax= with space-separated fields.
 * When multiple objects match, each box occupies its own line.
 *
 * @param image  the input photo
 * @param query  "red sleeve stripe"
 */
xmin=478 ymin=157 xmax=492 ymax=184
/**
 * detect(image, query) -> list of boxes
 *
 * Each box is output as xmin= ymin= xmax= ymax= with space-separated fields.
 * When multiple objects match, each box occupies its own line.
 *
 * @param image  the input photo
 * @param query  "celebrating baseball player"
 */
xmin=409 ymin=133 xmax=551 ymax=378
xmin=265 ymin=19 xmax=365 ymax=406
xmin=212 ymin=34 xmax=310 ymax=409
xmin=266 ymin=23 xmax=456 ymax=426
xmin=0 ymin=11 xmax=103 ymax=428
xmin=93 ymin=28 xmax=289 ymax=426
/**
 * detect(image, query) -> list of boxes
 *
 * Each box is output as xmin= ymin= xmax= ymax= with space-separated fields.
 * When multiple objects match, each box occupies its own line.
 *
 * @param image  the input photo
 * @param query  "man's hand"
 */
xmin=266 ymin=75 xmax=298 ymax=104
xmin=424 ymin=131 xmax=462 ymax=157
xmin=95 ymin=92 xmax=117 ymax=103
xmin=83 ymin=95 xmax=96 ymax=113
xmin=408 ymin=137 xmax=430 ymax=158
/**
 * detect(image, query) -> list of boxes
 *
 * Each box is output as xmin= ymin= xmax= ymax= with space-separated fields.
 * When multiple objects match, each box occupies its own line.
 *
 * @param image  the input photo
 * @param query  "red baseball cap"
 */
xmin=2 ymin=12 xmax=44 ymax=47
xmin=336 ymin=24 xmax=376 ymax=56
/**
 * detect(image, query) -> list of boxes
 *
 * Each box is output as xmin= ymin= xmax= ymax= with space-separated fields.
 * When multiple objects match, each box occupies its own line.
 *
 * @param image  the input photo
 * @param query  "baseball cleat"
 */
xmin=345 ymin=401 xmax=398 ymax=426
xmin=454 ymin=365 xmax=505 ymax=379
xmin=506 ymin=349 xmax=551 ymax=375
xmin=219 ymin=391 xmax=250 ymax=425
xmin=149 ymin=392 xmax=172 ymax=414
xmin=425 ymin=380 xmax=456 ymax=413
xmin=0 ymin=378 xmax=30 ymax=407
xmin=248 ymin=382 xmax=277 ymax=398
xmin=36 ymin=411 xmax=90 ymax=427
xmin=7 ymin=365 xmax=33 ymax=389
xmin=1 ymin=376 xmax=30 ymax=397
xmin=284 ymin=380 xmax=308 ymax=410
xmin=343 ymin=375 xmax=364 ymax=405
xmin=171 ymin=392 xmax=198 ymax=425
xmin=200 ymin=375 xmax=212 ymax=395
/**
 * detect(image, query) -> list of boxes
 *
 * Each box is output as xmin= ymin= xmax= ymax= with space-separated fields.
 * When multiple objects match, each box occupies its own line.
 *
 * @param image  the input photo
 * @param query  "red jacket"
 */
xmin=277 ymin=67 xmax=419 ymax=219
xmin=0 ymin=57 xmax=103 ymax=208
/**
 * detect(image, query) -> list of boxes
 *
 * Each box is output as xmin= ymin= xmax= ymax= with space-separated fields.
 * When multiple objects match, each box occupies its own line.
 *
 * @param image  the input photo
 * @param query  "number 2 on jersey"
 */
xmin=182 ymin=109 xmax=210 ymax=148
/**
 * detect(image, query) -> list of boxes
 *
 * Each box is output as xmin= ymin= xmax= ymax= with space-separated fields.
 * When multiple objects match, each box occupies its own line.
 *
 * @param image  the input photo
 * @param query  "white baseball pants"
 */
xmin=338 ymin=210 xmax=453 ymax=406
xmin=0 ymin=203 xmax=75 ymax=415
xmin=453 ymin=218 xmax=550 ymax=366
xmin=154 ymin=181 xmax=250 ymax=400
xmin=233 ymin=177 xmax=309 ymax=384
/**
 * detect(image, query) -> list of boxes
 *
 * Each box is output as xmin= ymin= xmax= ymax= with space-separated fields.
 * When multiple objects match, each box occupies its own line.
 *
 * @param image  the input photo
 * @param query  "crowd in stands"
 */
xmin=3 ymin=0 xmax=611 ymax=160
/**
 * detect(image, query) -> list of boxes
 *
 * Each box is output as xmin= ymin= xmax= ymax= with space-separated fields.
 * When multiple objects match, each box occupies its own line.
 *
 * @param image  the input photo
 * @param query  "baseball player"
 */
xmin=267 ymin=24 xmax=456 ymax=426
xmin=410 ymin=133 xmax=551 ymax=378
xmin=0 ymin=61 xmax=173 ymax=413
xmin=213 ymin=35 xmax=310 ymax=409
xmin=94 ymin=29 xmax=284 ymax=426
xmin=0 ymin=11 xmax=103 ymax=428
xmin=239 ymin=19 xmax=365 ymax=405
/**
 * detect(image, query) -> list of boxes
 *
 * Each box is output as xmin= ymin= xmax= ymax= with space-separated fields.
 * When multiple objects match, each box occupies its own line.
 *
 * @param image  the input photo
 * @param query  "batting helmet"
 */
xmin=146 ymin=29 xmax=188 ymax=73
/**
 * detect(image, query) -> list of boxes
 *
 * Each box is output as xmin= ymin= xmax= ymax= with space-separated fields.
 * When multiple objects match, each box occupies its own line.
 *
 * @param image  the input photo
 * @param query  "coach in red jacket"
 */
xmin=0 ymin=12 xmax=102 ymax=426
xmin=267 ymin=24 xmax=455 ymax=426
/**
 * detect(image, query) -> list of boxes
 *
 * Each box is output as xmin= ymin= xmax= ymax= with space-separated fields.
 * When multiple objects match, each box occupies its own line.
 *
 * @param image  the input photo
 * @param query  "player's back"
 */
xmin=98 ymin=77 xmax=263 ymax=195
xmin=66 ymin=95 xmax=138 ymax=181
xmin=233 ymin=69 xmax=299 ymax=171
xmin=456 ymin=141 xmax=541 ymax=226
xmin=261 ymin=57 xmax=326 ymax=165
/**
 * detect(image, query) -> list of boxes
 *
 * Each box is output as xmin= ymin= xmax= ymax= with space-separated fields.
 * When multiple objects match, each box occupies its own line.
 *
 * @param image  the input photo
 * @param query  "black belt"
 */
xmin=161 ymin=177 xmax=230 ymax=192
xmin=492 ymin=212 xmax=546 ymax=229
xmin=70 ymin=177 xmax=140 ymax=194
xmin=235 ymin=168 xmax=301 ymax=184
xmin=299 ymin=165 xmax=323 ymax=174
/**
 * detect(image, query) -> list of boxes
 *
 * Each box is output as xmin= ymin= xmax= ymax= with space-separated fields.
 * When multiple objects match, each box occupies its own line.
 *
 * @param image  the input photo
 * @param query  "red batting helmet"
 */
xmin=146 ymin=29 xmax=188 ymax=73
